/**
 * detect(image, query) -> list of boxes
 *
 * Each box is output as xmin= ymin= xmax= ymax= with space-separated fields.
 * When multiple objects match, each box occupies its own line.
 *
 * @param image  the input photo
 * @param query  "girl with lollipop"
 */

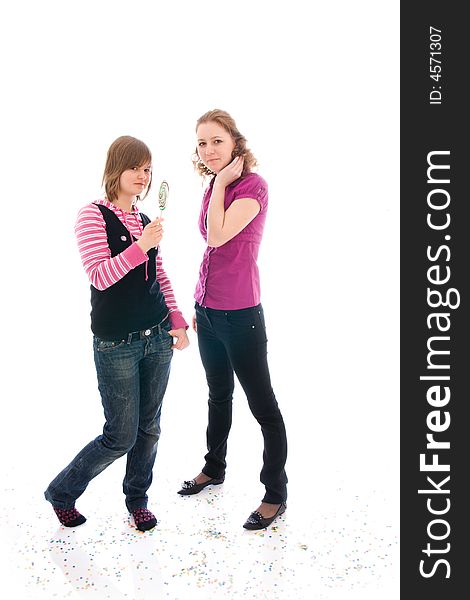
xmin=45 ymin=136 xmax=189 ymax=531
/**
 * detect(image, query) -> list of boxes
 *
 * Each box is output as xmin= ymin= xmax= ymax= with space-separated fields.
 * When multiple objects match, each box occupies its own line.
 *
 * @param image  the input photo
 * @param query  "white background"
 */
xmin=0 ymin=1 xmax=399 ymax=598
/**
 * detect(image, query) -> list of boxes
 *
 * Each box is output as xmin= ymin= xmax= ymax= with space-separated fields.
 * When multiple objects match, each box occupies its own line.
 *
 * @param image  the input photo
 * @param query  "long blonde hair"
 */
xmin=192 ymin=109 xmax=257 ymax=178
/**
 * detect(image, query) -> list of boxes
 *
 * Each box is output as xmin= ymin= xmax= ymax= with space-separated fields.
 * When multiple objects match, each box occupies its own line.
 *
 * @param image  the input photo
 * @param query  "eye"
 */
xmin=214 ymin=139 xmax=223 ymax=144
xmin=144 ymin=168 xmax=152 ymax=173
xmin=198 ymin=141 xmax=206 ymax=147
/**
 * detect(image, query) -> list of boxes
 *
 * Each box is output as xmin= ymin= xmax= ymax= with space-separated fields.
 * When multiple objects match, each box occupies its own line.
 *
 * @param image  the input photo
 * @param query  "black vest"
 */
xmin=90 ymin=204 xmax=168 ymax=340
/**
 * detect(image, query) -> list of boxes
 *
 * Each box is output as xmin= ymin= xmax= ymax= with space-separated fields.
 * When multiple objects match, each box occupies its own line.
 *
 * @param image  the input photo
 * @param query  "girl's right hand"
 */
xmin=215 ymin=156 xmax=244 ymax=188
xmin=192 ymin=314 xmax=197 ymax=332
xmin=136 ymin=218 xmax=163 ymax=253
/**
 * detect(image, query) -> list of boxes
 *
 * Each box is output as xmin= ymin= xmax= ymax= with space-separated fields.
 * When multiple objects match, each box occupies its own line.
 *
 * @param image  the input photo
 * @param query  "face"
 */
xmin=119 ymin=163 xmax=152 ymax=198
xmin=196 ymin=121 xmax=235 ymax=173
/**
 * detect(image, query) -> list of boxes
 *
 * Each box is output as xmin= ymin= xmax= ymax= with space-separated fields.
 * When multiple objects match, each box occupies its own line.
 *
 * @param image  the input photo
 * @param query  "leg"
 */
xmin=224 ymin=306 xmax=288 ymax=504
xmin=44 ymin=338 xmax=142 ymax=509
xmin=123 ymin=328 xmax=173 ymax=511
xmin=196 ymin=306 xmax=235 ymax=479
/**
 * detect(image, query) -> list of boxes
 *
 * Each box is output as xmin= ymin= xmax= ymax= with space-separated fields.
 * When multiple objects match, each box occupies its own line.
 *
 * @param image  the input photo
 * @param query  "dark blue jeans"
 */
xmin=196 ymin=303 xmax=288 ymax=504
xmin=44 ymin=322 xmax=173 ymax=512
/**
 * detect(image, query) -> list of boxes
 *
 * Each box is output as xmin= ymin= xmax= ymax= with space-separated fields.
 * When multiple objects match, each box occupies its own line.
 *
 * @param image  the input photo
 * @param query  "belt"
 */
xmin=125 ymin=313 xmax=170 ymax=344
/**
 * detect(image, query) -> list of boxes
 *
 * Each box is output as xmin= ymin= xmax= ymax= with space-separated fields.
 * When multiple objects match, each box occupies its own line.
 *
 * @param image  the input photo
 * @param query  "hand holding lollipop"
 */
xmin=158 ymin=180 xmax=169 ymax=219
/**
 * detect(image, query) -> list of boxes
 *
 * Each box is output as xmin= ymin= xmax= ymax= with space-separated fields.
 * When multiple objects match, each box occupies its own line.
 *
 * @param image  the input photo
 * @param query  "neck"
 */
xmin=112 ymin=194 xmax=136 ymax=213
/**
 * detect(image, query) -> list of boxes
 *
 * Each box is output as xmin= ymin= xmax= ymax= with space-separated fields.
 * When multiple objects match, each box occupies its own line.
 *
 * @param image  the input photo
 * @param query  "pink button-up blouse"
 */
xmin=194 ymin=172 xmax=269 ymax=310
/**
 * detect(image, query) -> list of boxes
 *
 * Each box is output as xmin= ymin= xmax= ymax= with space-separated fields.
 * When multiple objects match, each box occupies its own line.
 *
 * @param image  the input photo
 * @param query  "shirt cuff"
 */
xmin=124 ymin=242 xmax=148 ymax=267
xmin=169 ymin=310 xmax=189 ymax=330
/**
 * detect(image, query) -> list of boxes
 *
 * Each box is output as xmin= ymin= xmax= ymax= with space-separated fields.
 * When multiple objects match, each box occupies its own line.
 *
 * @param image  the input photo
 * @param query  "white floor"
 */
xmin=0 ymin=466 xmax=398 ymax=600
xmin=0 ymin=336 xmax=399 ymax=600
xmin=0 ymin=473 xmax=398 ymax=600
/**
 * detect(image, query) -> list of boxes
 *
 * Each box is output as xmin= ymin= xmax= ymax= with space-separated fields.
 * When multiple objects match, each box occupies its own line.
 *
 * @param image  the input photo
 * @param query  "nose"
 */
xmin=205 ymin=144 xmax=215 ymax=156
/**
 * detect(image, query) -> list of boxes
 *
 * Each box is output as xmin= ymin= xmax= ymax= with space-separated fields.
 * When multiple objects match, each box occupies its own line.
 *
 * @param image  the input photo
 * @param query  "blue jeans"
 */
xmin=44 ymin=322 xmax=173 ymax=511
xmin=196 ymin=303 xmax=288 ymax=504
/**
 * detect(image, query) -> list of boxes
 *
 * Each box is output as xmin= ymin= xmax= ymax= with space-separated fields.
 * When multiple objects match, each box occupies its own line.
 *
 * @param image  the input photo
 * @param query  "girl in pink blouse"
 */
xmin=178 ymin=110 xmax=288 ymax=530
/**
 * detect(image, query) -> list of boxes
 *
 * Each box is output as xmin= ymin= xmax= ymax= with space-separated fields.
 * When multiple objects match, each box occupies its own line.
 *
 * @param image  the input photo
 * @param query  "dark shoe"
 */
xmin=177 ymin=477 xmax=224 ymax=496
xmin=243 ymin=502 xmax=287 ymax=530
xmin=53 ymin=506 xmax=86 ymax=528
xmin=131 ymin=508 xmax=157 ymax=531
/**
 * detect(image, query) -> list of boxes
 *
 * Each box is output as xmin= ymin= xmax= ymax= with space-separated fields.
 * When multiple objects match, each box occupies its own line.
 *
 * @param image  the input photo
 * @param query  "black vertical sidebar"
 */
xmin=401 ymin=2 xmax=468 ymax=598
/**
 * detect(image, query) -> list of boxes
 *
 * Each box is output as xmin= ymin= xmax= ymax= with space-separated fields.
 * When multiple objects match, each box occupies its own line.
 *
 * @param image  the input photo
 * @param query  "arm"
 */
xmin=156 ymin=253 xmax=189 ymax=350
xmin=75 ymin=204 xmax=163 ymax=290
xmin=207 ymin=187 xmax=260 ymax=248
xmin=207 ymin=157 xmax=261 ymax=248
xmin=75 ymin=204 xmax=148 ymax=290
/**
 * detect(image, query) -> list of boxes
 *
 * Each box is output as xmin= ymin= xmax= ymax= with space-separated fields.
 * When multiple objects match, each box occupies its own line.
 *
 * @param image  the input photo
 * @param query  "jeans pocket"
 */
xmin=147 ymin=325 xmax=173 ymax=361
xmin=256 ymin=306 xmax=267 ymax=329
xmin=226 ymin=309 xmax=256 ymax=329
xmin=94 ymin=338 xmax=126 ymax=353
xmin=227 ymin=307 xmax=267 ymax=342
xmin=255 ymin=308 xmax=268 ymax=343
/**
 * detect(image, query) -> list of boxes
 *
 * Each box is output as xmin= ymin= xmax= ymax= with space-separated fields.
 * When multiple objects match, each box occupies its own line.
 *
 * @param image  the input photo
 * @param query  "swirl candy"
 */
xmin=158 ymin=180 xmax=169 ymax=215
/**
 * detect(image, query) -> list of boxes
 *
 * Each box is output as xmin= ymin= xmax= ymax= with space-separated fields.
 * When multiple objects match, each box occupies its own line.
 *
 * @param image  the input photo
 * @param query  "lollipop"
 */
xmin=158 ymin=180 xmax=169 ymax=218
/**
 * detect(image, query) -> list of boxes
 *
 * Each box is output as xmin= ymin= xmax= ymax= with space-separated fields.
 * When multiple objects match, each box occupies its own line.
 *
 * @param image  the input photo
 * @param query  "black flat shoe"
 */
xmin=243 ymin=502 xmax=287 ymax=530
xmin=177 ymin=477 xmax=225 ymax=496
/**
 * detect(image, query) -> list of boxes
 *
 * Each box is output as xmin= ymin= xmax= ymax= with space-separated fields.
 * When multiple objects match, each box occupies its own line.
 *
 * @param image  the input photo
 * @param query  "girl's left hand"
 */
xmin=215 ymin=156 xmax=244 ymax=188
xmin=168 ymin=328 xmax=190 ymax=350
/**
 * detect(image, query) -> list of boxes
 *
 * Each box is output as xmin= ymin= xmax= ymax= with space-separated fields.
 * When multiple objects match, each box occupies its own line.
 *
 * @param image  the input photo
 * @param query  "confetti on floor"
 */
xmin=0 ymin=468 xmax=398 ymax=600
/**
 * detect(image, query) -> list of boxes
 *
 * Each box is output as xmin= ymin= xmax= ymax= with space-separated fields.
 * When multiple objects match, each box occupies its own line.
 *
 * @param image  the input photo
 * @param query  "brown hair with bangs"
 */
xmin=102 ymin=136 xmax=152 ymax=202
xmin=192 ymin=109 xmax=258 ymax=178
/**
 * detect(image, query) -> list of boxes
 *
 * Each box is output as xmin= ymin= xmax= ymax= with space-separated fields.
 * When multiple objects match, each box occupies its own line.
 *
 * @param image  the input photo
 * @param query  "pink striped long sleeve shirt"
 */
xmin=75 ymin=198 xmax=188 ymax=330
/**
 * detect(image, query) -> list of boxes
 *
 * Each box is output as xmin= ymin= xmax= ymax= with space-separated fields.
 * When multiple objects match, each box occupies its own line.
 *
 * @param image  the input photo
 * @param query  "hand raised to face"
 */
xmin=214 ymin=156 xmax=244 ymax=188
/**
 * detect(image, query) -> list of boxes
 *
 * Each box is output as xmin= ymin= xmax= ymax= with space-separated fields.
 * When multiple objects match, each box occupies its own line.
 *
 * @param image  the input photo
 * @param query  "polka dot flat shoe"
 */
xmin=53 ymin=506 xmax=86 ymax=527
xmin=131 ymin=508 xmax=157 ymax=531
